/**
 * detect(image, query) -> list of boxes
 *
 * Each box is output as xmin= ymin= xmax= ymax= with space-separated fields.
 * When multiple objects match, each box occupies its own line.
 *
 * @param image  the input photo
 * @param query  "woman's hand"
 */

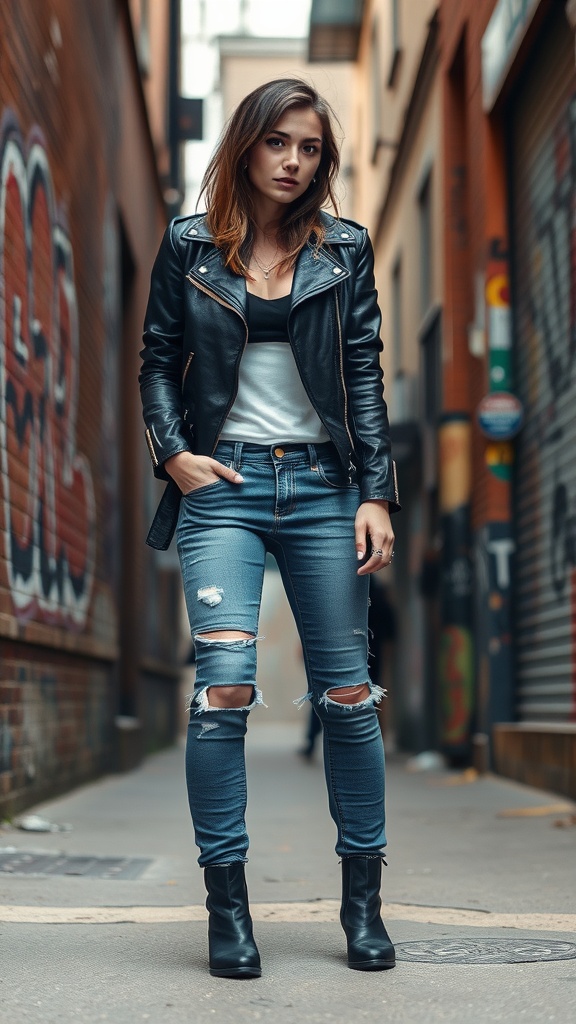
xmin=355 ymin=500 xmax=394 ymax=576
xmin=164 ymin=451 xmax=243 ymax=495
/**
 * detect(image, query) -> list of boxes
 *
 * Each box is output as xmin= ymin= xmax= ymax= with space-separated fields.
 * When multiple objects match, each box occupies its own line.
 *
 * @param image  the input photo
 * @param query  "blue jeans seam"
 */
xmin=273 ymin=466 xmax=296 ymax=520
xmin=325 ymin=722 xmax=348 ymax=850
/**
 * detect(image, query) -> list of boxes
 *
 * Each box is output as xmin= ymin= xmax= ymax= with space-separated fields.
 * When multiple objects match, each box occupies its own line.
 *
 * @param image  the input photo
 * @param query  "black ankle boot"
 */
xmin=204 ymin=862 xmax=261 ymax=978
xmin=340 ymin=856 xmax=396 ymax=970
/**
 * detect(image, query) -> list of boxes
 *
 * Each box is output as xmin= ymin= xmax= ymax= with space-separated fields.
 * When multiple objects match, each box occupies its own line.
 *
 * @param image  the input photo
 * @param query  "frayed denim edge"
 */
xmin=185 ymin=684 xmax=267 ymax=714
xmin=294 ymin=682 xmax=387 ymax=711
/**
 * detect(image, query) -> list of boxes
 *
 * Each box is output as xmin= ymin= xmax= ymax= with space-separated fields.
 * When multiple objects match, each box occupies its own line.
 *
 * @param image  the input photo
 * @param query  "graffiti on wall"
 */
xmin=537 ymin=98 xmax=576 ymax=610
xmin=0 ymin=111 xmax=96 ymax=628
xmin=530 ymin=97 xmax=576 ymax=422
xmin=551 ymin=476 xmax=576 ymax=598
xmin=534 ymin=96 xmax=576 ymax=598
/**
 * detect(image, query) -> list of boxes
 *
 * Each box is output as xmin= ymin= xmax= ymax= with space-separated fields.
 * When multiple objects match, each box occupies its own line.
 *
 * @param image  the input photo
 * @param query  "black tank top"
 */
xmin=246 ymin=293 xmax=290 ymax=344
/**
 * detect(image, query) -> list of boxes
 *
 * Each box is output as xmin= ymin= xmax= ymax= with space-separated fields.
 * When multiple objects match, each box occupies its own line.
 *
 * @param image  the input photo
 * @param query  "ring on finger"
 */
xmin=373 ymin=548 xmax=383 ymax=556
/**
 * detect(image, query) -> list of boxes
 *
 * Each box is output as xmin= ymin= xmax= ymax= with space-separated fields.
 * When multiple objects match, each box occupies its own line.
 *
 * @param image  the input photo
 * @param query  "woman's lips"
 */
xmin=274 ymin=178 xmax=298 ymax=189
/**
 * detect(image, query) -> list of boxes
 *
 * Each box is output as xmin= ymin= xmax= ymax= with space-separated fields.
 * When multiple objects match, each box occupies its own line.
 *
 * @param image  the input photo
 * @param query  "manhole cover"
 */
xmin=395 ymin=939 xmax=576 ymax=964
xmin=0 ymin=851 xmax=151 ymax=880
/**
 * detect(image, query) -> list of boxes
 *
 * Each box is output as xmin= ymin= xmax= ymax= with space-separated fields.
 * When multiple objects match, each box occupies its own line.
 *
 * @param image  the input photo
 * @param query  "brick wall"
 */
xmin=0 ymin=1 xmax=180 ymax=815
xmin=0 ymin=645 xmax=111 ymax=805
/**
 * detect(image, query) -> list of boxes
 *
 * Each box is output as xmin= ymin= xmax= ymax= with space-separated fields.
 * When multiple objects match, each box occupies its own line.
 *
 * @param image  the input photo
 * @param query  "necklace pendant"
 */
xmin=264 ymin=271 xmax=270 ymax=279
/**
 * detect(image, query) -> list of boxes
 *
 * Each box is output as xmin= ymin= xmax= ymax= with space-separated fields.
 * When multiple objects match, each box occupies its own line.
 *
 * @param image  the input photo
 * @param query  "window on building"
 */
xmin=387 ymin=0 xmax=402 ymax=87
xmin=418 ymin=170 xmax=432 ymax=316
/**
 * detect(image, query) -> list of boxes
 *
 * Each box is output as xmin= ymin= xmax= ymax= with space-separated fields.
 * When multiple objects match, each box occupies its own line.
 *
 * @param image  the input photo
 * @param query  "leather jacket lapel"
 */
xmin=291 ymin=244 xmax=350 ymax=309
xmin=187 ymin=247 xmax=247 ymax=320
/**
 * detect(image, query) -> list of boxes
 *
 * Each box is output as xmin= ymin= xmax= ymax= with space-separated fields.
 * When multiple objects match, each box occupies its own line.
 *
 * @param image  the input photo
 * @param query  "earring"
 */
xmin=243 ymin=164 xmax=248 ymax=171
xmin=312 ymin=176 xmax=317 ymax=183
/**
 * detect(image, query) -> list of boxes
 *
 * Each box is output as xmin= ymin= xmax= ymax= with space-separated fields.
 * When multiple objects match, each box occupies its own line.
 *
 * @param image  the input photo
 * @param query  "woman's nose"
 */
xmin=283 ymin=149 xmax=299 ymax=171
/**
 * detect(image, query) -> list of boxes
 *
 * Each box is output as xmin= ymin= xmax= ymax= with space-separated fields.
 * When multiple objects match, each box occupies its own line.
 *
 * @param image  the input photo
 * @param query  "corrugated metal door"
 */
xmin=510 ymin=9 xmax=576 ymax=721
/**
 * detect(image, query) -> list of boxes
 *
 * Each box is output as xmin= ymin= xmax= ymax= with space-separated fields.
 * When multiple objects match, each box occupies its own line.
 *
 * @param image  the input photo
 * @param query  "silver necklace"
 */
xmin=251 ymin=250 xmax=284 ymax=280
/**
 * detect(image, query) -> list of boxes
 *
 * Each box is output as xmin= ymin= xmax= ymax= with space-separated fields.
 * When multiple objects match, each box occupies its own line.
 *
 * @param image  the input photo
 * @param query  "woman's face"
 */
xmin=246 ymin=106 xmax=323 ymax=210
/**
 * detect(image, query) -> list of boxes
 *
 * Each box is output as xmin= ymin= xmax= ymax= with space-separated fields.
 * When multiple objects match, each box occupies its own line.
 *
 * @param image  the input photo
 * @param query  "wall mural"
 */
xmin=0 ymin=110 xmax=96 ymax=628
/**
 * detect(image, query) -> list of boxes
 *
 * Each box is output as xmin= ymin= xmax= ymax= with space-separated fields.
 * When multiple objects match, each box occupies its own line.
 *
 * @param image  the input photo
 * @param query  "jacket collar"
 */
xmin=182 ymin=211 xmax=355 ymax=246
xmin=184 ymin=212 xmax=353 ymax=314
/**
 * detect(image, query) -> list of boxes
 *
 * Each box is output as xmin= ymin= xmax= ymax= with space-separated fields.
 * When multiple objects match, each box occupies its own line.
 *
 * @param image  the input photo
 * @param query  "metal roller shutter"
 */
xmin=510 ymin=9 xmax=576 ymax=721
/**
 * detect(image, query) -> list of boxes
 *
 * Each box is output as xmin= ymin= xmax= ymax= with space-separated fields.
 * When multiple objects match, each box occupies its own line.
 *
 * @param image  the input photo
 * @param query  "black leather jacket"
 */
xmin=139 ymin=211 xmax=399 ymax=549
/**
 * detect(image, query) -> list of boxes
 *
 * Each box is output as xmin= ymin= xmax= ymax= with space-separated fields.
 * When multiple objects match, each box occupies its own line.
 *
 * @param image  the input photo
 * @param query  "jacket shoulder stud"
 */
xmin=333 ymin=267 xmax=342 ymax=275
xmin=199 ymin=265 xmax=208 ymax=273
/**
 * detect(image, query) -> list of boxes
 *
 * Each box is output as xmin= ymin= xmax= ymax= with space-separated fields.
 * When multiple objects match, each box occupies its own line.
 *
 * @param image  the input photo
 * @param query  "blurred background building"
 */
xmin=1 ymin=0 xmax=575 ymax=814
xmin=315 ymin=0 xmax=575 ymax=795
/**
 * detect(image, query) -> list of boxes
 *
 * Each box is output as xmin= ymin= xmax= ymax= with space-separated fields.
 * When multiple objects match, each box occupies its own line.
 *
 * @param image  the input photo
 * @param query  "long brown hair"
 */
xmin=199 ymin=79 xmax=341 ymax=277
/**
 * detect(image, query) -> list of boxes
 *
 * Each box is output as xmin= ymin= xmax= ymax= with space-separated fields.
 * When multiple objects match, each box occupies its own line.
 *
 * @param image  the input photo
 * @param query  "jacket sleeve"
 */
xmin=139 ymin=221 xmax=193 ymax=480
xmin=345 ymin=230 xmax=400 ymax=511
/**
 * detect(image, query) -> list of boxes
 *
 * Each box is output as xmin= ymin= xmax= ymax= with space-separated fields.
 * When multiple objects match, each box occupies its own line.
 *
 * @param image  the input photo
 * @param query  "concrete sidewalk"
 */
xmin=1 ymin=722 xmax=575 ymax=1023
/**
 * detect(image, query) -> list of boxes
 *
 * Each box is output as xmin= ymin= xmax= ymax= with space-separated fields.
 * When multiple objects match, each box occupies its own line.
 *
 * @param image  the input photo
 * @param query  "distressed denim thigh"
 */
xmin=176 ymin=507 xmax=267 ymax=703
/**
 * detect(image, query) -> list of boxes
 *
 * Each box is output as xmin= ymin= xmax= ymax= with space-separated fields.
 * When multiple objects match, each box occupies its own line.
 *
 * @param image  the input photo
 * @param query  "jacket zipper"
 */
xmin=182 ymin=352 xmax=194 ymax=420
xmin=182 ymin=351 xmax=194 ymax=387
xmin=392 ymin=459 xmax=399 ymax=505
xmin=186 ymin=273 xmax=248 ymax=453
xmin=145 ymin=428 xmax=159 ymax=468
xmin=334 ymin=290 xmax=355 ymax=453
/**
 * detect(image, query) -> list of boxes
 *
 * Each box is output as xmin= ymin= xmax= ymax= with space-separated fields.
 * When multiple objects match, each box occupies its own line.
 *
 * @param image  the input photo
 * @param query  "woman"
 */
xmin=139 ymin=79 xmax=400 ymax=979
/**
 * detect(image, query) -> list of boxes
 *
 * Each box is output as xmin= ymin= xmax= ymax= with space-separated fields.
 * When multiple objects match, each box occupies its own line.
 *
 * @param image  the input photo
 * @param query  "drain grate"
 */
xmin=395 ymin=938 xmax=576 ymax=964
xmin=0 ymin=851 xmax=152 ymax=880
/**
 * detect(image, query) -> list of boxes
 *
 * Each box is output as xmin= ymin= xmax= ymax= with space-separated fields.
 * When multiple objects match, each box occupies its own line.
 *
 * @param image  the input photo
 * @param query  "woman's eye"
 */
xmin=266 ymin=137 xmax=283 ymax=147
xmin=303 ymin=145 xmax=319 ymax=155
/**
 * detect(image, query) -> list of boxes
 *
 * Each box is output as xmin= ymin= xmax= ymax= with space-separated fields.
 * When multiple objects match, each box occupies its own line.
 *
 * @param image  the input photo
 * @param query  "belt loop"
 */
xmin=307 ymin=444 xmax=318 ymax=471
xmin=232 ymin=442 xmax=243 ymax=473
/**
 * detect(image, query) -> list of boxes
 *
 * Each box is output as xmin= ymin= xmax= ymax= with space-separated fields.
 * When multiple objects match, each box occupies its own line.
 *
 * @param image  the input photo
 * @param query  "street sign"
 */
xmin=476 ymin=391 xmax=524 ymax=440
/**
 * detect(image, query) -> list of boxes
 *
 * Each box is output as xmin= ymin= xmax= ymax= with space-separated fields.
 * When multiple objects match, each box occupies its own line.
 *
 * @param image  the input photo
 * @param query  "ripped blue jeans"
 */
xmin=176 ymin=441 xmax=386 ymax=866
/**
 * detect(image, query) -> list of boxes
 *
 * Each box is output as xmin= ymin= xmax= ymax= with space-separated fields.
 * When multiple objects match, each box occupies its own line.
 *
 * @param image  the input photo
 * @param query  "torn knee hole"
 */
xmin=326 ymin=684 xmax=371 ymax=705
xmin=207 ymin=685 xmax=254 ymax=709
xmin=186 ymin=683 xmax=267 ymax=714
xmin=319 ymin=682 xmax=387 ymax=710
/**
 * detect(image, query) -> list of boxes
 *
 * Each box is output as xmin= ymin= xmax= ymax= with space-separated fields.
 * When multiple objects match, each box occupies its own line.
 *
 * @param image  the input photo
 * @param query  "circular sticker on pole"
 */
xmin=476 ymin=392 xmax=524 ymax=440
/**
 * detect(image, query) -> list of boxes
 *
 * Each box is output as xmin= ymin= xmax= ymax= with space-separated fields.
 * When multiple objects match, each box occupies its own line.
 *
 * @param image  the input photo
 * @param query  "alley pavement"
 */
xmin=1 ymin=722 xmax=575 ymax=1024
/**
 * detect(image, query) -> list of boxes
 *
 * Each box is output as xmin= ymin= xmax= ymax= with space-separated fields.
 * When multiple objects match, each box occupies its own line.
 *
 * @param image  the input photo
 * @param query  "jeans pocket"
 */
xmin=315 ymin=457 xmax=357 ymax=490
xmin=182 ymin=477 xmax=227 ymax=499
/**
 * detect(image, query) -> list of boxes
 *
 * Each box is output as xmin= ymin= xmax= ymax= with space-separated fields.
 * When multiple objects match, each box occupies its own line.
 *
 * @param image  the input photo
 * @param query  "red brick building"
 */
xmin=0 ymin=0 xmax=183 ymax=813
